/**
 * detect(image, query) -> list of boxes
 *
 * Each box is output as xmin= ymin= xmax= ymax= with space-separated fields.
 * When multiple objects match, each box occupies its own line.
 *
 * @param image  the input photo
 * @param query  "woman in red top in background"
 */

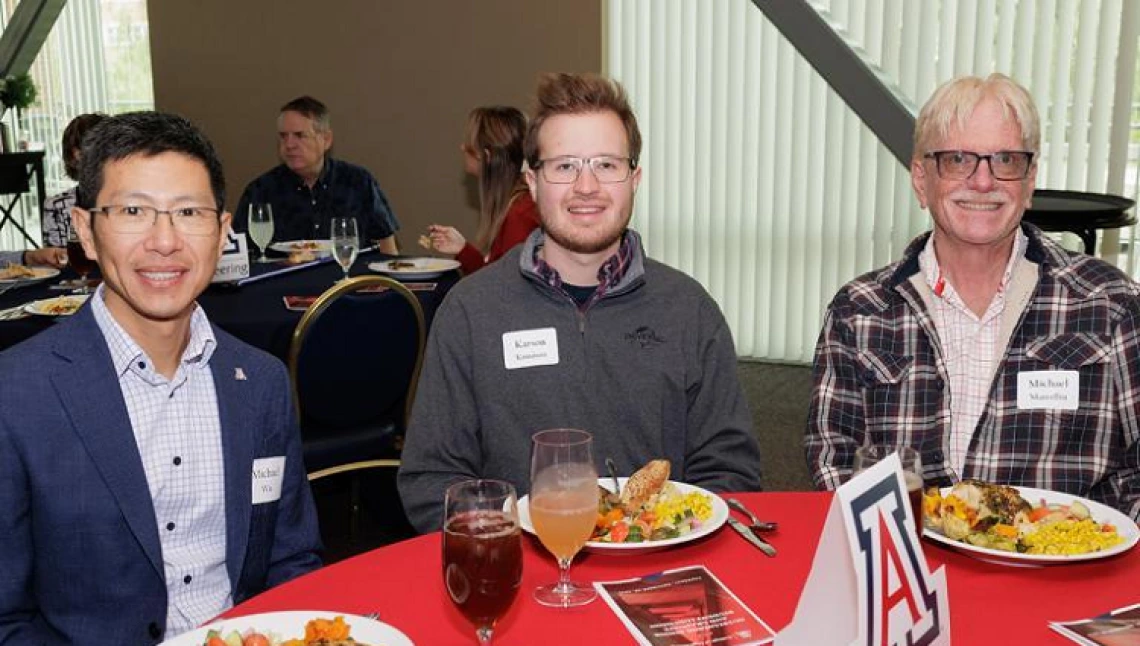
xmin=426 ymin=106 xmax=539 ymax=274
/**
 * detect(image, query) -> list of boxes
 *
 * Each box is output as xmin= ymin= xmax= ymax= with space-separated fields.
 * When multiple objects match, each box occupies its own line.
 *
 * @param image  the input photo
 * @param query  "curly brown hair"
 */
xmin=61 ymin=113 xmax=108 ymax=180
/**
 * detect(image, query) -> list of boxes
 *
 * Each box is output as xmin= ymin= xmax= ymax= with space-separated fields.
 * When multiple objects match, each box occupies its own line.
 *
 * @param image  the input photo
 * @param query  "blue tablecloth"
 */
xmin=0 ymin=249 xmax=459 ymax=360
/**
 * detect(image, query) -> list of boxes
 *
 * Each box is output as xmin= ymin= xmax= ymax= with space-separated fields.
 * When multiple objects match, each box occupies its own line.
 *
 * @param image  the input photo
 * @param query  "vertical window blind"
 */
xmin=606 ymin=0 xmax=1140 ymax=363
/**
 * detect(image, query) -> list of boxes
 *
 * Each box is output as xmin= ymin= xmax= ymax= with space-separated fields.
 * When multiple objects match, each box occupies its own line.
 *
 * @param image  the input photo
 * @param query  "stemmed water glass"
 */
xmin=443 ymin=479 xmax=523 ymax=645
xmin=248 ymin=203 xmax=275 ymax=263
xmin=330 ymin=216 xmax=359 ymax=282
xmin=529 ymin=428 xmax=598 ymax=607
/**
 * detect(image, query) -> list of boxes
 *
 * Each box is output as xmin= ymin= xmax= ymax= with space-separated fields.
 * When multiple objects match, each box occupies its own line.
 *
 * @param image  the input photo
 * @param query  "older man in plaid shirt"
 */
xmin=806 ymin=73 xmax=1140 ymax=522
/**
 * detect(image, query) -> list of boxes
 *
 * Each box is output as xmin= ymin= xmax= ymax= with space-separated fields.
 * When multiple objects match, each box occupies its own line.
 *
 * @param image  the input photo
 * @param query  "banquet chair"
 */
xmin=287 ymin=275 xmax=426 ymax=542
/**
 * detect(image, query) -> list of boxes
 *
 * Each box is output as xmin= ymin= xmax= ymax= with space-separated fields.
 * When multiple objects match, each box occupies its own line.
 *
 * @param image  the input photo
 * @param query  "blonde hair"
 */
xmin=466 ymin=106 xmax=528 ymax=253
xmin=913 ymin=73 xmax=1040 ymax=159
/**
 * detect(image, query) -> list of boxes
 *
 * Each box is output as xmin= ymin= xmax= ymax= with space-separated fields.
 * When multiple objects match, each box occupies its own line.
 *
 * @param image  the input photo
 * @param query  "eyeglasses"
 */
xmin=90 ymin=205 xmax=222 ymax=236
xmin=534 ymin=156 xmax=635 ymax=184
xmin=923 ymin=150 xmax=1035 ymax=181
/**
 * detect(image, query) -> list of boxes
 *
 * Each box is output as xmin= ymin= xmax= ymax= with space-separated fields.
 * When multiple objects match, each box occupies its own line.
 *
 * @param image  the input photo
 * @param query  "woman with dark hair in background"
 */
xmin=425 ymin=106 xmax=539 ymax=274
xmin=41 ymin=112 xmax=108 ymax=247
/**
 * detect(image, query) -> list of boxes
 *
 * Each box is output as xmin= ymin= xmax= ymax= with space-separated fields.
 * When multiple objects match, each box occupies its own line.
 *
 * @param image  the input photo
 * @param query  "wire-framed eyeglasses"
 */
xmin=534 ymin=156 xmax=635 ymax=184
xmin=923 ymin=150 xmax=1035 ymax=181
xmin=89 ymin=205 xmax=222 ymax=236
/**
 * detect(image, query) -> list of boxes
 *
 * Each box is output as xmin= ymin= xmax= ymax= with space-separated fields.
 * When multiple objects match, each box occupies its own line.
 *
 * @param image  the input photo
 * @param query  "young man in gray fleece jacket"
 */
xmin=397 ymin=73 xmax=762 ymax=533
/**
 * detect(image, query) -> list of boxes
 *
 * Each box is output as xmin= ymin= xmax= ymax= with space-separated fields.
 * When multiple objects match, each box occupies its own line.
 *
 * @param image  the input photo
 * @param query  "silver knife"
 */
xmin=727 ymin=517 xmax=777 ymax=557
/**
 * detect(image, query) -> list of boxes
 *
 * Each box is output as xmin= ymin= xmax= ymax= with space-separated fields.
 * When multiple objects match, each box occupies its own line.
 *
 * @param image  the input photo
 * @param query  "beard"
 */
xmin=541 ymin=209 xmax=633 ymax=255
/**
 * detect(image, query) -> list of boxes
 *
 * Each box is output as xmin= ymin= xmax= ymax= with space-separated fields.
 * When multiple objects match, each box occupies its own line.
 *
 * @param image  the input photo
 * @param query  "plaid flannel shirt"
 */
xmin=807 ymin=223 xmax=1140 ymax=521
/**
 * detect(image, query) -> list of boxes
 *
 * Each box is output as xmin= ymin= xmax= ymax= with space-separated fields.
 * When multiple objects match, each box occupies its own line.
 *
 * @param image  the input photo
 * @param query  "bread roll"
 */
xmin=621 ymin=459 xmax=670 ymax=512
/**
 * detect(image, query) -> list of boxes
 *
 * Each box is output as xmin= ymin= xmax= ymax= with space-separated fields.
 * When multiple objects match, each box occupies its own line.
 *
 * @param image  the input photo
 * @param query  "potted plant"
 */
xmin=0 ymin=73 xmax=37 ymax=120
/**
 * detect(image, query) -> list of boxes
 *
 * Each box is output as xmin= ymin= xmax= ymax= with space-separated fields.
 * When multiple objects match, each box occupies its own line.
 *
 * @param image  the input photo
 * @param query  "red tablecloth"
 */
xmin=224 ymin=492 xmax=1140 ymax=644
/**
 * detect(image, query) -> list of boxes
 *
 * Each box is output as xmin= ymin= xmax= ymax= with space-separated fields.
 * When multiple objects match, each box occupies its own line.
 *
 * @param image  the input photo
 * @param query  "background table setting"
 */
xmin=0 ymin=246 xmax=461 ymax=359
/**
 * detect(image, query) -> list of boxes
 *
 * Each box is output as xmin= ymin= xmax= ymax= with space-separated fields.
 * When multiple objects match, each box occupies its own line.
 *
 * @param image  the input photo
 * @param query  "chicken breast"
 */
xmin=950 ymin=479 xmax=1030 ymax=525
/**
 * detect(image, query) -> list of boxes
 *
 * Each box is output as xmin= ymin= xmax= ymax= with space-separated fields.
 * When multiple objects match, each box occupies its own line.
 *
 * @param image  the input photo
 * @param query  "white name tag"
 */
xmin=502 ymin=327 xmax=559 ymax=370
xmin=251 ymin=456 xmax=286 ymax=504
xmin=1017 ymin=370 xmax=1079 ymax=410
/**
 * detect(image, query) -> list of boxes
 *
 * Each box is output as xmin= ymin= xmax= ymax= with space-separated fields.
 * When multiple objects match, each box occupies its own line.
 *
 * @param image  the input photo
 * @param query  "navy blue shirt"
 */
xmin=234 ymin=157 xmax=399 ymax=243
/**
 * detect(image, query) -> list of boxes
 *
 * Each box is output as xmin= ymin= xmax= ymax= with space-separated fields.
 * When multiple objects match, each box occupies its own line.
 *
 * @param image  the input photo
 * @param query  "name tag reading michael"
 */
xmin=251 ymin=456 xmax=286 ymax=504
xmin=1017 ymin=370 xmax=1079 ymax=410
xmin=502 ymin=328 xmax=559 ymax=370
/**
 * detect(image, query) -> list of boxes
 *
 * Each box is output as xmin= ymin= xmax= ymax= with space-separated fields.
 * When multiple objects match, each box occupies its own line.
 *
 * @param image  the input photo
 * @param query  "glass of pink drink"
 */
xmin=529 ymin=428 xmax=598 ymax=608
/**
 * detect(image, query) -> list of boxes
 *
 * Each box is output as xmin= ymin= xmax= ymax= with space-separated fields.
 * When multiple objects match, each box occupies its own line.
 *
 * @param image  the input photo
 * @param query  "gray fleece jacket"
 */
xmin=397 ymin=229 xmax=762 ymax=533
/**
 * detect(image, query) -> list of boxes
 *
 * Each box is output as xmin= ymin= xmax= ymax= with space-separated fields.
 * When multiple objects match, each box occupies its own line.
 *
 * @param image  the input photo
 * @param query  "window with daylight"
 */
xmin=606 ymin=0 xmax=1140 ymax=363
xmin=0 ymin=0 xmax=154 ymax=250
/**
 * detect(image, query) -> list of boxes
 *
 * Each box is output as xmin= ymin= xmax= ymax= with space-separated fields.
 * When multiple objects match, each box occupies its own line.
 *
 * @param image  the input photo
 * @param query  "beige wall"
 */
xmin=147 ymin=0 xmax=602 ymax=247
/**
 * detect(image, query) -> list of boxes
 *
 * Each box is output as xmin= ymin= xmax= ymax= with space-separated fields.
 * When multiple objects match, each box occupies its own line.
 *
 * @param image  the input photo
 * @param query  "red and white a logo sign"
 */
xmin=777 ymin=454 xmax=950 ymax=646
xmin=850 ymin=479 xmax=945 ymax=645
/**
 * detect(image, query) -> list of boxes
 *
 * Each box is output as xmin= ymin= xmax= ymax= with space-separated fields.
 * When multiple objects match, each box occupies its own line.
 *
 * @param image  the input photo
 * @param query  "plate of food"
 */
xmin=159 ymin=611 xmax=413 ymax=645
xmin=922 ymin=480 xmax=1138 ymax=566
xmin=0 ymin=264 xmax=60 ymax=284
xmin=518 ymin=460 xmax=728 ymax=553
xmin=368 ymin=257 xmax=461 ymax=281
xmin=24 ymin=294 xmax=89 ymax=317
xmin=268 ymin=240 xmax=332 ymax=255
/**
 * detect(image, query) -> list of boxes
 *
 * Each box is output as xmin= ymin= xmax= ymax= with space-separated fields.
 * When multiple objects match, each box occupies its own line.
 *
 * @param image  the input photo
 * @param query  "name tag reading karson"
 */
xmin=1017 ymin=370 xmax=1079 ymax=410
xmin=502 ymin=328 xmax=559 ymax=370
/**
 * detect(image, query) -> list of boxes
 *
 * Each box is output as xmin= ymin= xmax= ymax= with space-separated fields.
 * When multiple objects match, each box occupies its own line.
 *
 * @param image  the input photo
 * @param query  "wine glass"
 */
xmin=443 ymin=479 xmax=522 ymax=645
xmin=854 ymin=445 xmax=924 ymax=536
xmin=330 ymin=216 xmax=359 ymax=282
xmin=248 ymin=203 xmax=275 ymax=263
xmin=66 ymin=227 xmax=96 ymax=294
xmin=529 ymin=428 xmax=598 ymax=608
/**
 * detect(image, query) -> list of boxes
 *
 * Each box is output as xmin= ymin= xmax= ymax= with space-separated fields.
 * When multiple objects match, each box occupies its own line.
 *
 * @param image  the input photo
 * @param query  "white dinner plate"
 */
xmin=923 ymin=486 xmax=1139 ymax=567
xmin=268 ymin=240 xmax=332 ymax=254
xmin=23 ymin=294 xmax=88 ymax=316
xmin=159 ymin=610 xmax=414 ymax=646
xmin=518 ymin=478 xmax=728 ymax=554
xmin=0 ymin=266 xmax=59 ymax=285
xmin=368 ymin=257 xmax=461 ymax=281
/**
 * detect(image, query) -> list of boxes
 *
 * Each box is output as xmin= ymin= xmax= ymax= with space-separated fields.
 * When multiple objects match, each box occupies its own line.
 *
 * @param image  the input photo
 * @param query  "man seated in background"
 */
xmin=234 ymin=95 xmax=400 ymax=253
xmin=398 ymin=72 xmax=763 ymax=533
xmin=42 ymin=112 xmax=109 ymax=248
xmin=0 ymin=112 xmax=321 ymax=644
xmin=806 ymin=73 xmax=1140 ymax=521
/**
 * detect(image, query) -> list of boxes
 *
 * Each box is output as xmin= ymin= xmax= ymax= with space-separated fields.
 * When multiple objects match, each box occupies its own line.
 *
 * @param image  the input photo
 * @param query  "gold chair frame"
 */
xmin=287 ymin=274 xmax=427 ymax=482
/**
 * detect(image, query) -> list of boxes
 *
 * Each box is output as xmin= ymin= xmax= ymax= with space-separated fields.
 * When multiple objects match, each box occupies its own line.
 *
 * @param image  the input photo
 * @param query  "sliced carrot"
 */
xmin=992 ymin=524 xmax=1017 ymax=538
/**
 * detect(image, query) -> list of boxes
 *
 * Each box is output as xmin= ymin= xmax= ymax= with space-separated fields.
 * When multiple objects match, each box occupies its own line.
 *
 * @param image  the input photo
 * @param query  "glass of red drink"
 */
xmin=854 ymin=445 xmax=924 ymax=537
xmin=443 ymin=479 xmax=522 ymax=645
xmin=66 ymin=227 xmax=97 ymax=294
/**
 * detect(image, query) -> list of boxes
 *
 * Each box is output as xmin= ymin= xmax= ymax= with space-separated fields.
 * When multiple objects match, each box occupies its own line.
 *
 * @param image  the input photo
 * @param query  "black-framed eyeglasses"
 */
xmin=923 ymin=150 xmax=1035 ymax=181
xmin=534 ymin=156 xmax=635 ymax=184
xmin=90 ymin=205 xmax=222 ymax=236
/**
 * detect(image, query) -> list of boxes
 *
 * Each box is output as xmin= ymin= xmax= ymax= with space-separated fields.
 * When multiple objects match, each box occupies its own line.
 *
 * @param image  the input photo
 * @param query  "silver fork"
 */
xmin=727 ymin=498 xmax=779 ymax=533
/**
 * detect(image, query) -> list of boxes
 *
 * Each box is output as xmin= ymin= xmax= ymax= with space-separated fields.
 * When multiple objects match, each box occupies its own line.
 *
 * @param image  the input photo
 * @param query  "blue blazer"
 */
xmin=0 ymin=306 xmax=322 ymax=645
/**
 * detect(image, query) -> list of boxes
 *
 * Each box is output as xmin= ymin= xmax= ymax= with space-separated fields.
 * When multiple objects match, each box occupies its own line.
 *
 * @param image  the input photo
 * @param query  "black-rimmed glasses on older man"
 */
xmin=923 ymin=150 xmax=1035 ymax=181
xmin=88 ymin=205 xmax=223 ymax=236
